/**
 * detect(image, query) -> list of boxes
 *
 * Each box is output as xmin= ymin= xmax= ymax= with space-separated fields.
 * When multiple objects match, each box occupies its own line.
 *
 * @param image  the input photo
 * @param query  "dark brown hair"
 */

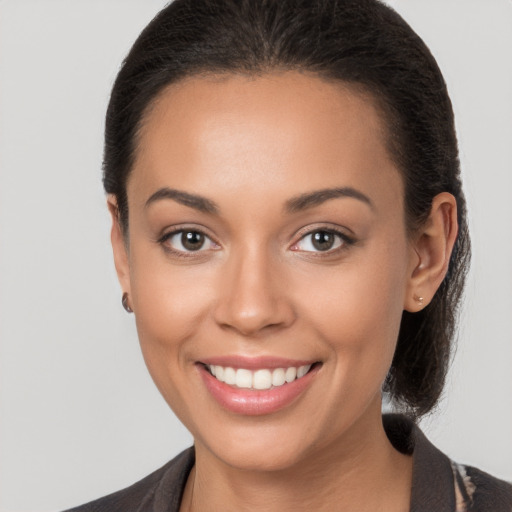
xmin=103 ymin=0 xmax=470 ymax=418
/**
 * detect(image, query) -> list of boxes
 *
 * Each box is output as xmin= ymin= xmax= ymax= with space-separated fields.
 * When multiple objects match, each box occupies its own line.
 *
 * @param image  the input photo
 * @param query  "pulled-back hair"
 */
xmin=103 ymin=0 xmax=470 ymax=419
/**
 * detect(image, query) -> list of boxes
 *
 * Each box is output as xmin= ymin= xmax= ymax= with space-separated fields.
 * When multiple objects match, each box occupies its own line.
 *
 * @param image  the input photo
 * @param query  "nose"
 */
xmin=213 ymin=246 xmax=296 ymax=337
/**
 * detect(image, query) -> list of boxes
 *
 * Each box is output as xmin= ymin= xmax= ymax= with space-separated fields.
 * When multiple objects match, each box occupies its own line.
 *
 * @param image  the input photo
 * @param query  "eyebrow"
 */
xmin=145 ymin=185 xmax=373 ymax=215
xmin=145 ymin=187 xmax=219 ymax=214
xmin=285 ymin=187 xmax=374 ymax=213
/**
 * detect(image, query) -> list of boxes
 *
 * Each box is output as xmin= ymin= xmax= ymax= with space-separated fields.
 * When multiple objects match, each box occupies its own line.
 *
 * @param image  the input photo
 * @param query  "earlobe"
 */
xmin=107 ymin=195 xmax=132 ymax=300
xmin=404 ymin=192 xmax=458 ymax=312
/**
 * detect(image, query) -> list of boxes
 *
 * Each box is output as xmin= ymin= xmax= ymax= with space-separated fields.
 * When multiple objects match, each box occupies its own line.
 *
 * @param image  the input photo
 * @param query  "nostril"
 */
xmin=215 ymin=303 xmax=295 ymax=337
xmin=212 ymin=262 xmax=297 ymax=336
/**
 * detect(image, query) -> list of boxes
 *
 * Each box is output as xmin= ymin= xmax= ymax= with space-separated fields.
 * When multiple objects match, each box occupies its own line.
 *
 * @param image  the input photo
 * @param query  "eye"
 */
xmin=292 ymin=229 xmax=348 ymax=253
xmin=161 ymin=229 xmax=216 ymax=253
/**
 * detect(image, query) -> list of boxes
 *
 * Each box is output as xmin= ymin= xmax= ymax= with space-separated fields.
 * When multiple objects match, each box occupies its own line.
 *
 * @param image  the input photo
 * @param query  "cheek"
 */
xmin=295 ymin=242 xmax=408 ymax=381
xmin=127 ymin=255 xmax=218 ymax=422
xmin=128 ymin=246 xmax=215 ymax=365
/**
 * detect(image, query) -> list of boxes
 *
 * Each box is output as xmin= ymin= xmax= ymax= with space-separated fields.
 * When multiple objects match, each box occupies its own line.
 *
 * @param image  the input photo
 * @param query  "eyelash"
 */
xmin=290 ymin=227 xmax=356 ymax=255
xmin=157 ymin=228 xmax=219 ymax=258
xmin=157 ymin=226 xmax=356 ymax=258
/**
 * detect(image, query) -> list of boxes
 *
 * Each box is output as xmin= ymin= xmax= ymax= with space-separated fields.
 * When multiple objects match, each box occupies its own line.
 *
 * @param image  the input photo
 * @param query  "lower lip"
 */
xmin=199 ymin=364 xmax=319 ymax=416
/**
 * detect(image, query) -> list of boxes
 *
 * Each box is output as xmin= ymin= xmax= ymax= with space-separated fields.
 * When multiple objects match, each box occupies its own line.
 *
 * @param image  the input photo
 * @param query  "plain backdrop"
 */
xmin=0 ymin=1 xmax=511 ymax=511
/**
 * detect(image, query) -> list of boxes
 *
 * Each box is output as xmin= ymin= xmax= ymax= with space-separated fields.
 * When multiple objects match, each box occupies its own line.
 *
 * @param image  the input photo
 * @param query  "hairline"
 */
xmin=121 ymin=68 xmax=411 ymax=234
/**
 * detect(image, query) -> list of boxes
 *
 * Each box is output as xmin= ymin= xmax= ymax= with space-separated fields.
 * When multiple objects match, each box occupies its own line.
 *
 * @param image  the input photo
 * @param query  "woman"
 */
xmin=65 ymin=0 xmax=511 ymax=510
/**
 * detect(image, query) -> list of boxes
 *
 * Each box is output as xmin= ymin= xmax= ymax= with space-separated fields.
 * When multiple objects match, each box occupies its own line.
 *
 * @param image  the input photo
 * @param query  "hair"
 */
xmin=103 ymin=0 xmax=470 ymax=419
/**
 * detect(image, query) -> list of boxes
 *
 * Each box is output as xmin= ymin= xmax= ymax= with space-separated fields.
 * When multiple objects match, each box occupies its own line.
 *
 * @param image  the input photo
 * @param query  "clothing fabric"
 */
xmin=64 ymin=414 xmax=512 ymax=512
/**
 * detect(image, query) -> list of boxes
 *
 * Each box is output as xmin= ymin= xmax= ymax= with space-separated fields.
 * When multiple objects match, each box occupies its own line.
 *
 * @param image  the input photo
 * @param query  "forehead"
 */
xmin=130 ymin=71 xmax=402 ymax=211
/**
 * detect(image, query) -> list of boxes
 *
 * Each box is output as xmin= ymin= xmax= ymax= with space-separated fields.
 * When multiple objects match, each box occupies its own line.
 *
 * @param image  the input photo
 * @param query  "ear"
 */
xmin=107 ymin=195 xmax=132 ymax=301
xmin=404 ymin=192 xmax=458 ymax=312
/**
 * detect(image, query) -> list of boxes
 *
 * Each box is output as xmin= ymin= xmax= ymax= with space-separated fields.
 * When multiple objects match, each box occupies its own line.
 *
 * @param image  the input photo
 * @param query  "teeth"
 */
xmin=223 ymin=366 xmax=236 ymax=385
xmin=214 ymin=365 xmax=224 ymax=381
xmin=297 ymin=365 xmax=309 ymax=378
xmin=236 ymin=369 xmax=253 ymax=388
xmin=253 ymin=369 xmax=272 ymax=390
xmin=285 ymin=367 xmax=297 ymax=383
xmin=207 ymin=364 xmax=312 ymax=390
xmin=272 ymin=368 xmax=286 ymax=387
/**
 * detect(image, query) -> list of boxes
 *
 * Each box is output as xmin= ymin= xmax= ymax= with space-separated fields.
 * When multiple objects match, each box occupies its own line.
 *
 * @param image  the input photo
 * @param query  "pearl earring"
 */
xmin=414 ymin=295 xmax=424 ymax=307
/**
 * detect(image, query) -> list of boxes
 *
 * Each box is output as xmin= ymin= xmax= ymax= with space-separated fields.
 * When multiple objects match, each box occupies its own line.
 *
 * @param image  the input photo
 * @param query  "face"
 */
xmin=114 ymin=72 xmax=417 ymax=472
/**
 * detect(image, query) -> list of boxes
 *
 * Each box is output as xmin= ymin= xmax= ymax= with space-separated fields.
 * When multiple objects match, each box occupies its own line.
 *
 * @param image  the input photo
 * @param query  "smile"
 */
xmin=199 ymin=360 xmax=321 ymax=415
xmin=206 ymin=364 xmax=312 ymax=390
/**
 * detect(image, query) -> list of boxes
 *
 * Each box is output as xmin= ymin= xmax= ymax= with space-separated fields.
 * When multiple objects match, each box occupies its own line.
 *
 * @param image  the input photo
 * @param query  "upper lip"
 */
xmin=198 ymin=355 xmax=319 ymax=370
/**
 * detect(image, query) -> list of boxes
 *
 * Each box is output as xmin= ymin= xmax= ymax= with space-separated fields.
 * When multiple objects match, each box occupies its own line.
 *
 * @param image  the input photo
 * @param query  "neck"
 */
xmin=181 ymin=404 xmax=412 ymax=512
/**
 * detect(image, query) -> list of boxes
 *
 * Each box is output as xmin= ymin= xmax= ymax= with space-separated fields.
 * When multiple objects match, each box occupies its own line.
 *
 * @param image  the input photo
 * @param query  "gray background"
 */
xmin=0 ymin=1 xmax=511 ymax=510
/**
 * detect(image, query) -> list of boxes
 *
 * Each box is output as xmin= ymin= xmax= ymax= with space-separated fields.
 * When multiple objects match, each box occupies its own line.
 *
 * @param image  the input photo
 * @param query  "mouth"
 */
xmin=204 ymin=363 xmax=317 ymax=390
xmin=198 ymin=359 xmax=322 ymax=416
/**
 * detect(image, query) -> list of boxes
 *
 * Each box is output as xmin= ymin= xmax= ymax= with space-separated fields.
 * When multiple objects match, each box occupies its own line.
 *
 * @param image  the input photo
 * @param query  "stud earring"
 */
xmin=414 ymin=295 xmax=424 ymax=307
xmin=122 ymin=292 xmax=133 ymax=313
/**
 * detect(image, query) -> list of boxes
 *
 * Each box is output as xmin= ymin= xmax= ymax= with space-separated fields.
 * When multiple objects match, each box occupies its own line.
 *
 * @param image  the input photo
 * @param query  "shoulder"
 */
xmin=383 ymin=414 xmax=512 ymax=512
xmin=63 ymin=447 xmax=195 ymax=512
xmin=452 ymin=461 xmax=512 ymax=512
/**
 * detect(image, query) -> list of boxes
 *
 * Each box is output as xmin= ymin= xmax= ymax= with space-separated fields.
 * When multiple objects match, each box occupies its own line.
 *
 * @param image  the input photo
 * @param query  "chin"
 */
xmin=202 ymin=430 xmax=312 ymax=473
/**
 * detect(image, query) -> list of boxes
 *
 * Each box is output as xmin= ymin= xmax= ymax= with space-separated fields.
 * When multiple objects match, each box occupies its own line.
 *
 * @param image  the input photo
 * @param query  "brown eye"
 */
xmin=311 ymin=231 xmax=336 ymax=251
xmin=293 ymin=229 xmax=346 ymax=253
xmin=181 ymin=231 xmax=206 ymax=251
xmin=163 ymin=230 xmax=212 ymax=253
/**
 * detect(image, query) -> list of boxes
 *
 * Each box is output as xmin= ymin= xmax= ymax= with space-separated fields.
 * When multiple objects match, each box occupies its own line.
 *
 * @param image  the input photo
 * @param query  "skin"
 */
xmin=109 ymin=72 xmax=458 ymax=511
